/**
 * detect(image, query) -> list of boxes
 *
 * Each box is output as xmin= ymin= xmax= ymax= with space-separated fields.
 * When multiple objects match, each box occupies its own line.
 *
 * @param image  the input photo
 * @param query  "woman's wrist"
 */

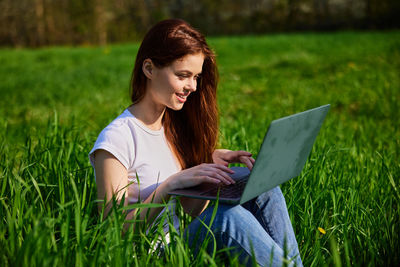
xmin=212 ymin=149 xmax=221 ymax=163
xmin=143 ymin=180 xmax=172 ymax=205
xmin=163 ymin=174 xmax=179 ymax=191
xmin=157 ymin=182 xmax=173 ymax=202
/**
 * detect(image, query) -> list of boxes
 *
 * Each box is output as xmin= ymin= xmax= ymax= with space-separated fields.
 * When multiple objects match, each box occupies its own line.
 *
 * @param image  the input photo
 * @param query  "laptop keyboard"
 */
xmin=200 ymin=177 xmax=248 ymax=198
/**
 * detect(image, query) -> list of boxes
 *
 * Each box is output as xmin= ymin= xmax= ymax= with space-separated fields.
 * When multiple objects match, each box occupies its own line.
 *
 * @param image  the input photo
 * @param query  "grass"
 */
xmin=0 ymin=31 xmax=399 ymax=266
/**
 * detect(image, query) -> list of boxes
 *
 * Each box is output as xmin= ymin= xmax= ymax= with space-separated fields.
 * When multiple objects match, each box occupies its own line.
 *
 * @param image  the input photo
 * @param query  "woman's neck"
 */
xmin=128 ymin=98 xmax=166 ymax=131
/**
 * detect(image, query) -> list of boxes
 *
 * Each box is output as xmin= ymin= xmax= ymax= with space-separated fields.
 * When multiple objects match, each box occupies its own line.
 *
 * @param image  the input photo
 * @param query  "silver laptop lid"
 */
xmin=240 ymin=104 xmax=330 ymax=204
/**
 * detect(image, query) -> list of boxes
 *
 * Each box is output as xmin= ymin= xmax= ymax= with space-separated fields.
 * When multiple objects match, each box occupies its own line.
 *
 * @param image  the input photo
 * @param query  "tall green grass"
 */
xmin=0 ymin=31 xmax=399 ymax=266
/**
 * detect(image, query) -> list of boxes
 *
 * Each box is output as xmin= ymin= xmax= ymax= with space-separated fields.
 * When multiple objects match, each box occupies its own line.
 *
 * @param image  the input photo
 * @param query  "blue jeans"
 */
xmin=185 ymin=167 xmax=303 ymax=267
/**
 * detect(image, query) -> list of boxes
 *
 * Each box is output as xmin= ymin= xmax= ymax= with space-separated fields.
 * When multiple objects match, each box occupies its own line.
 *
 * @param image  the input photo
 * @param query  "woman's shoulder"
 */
xmin=99 ymin=109 xmax=137 ymax=136
xmin=93 ymin=109 xmax=138 ymax=151
xmin=90 ymin=109 xmax=136 ymax=169
xmin=105 ymin=108 xmax=133 ymax=127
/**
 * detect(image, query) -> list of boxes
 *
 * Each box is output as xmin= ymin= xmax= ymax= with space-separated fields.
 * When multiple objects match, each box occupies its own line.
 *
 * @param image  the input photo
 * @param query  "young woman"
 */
xmin=89 ymin=19 xmax=302 ymax=266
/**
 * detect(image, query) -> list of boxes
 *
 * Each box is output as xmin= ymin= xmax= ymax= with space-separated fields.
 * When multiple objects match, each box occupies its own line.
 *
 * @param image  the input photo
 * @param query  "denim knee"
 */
xmin=195 ymin=204 xmax=249 ymax=233
xmin=255 ymin=186 xmax=285 ymax=207
xmin=213 ymin=204 xmax=251 ymax=231
xmin=187 ymin=204 xmax=255 ymax=243
xmin=185 ymin=204 xmax=248 ymax=253
xmin=186 ymin=199 xmax=301 ymax=267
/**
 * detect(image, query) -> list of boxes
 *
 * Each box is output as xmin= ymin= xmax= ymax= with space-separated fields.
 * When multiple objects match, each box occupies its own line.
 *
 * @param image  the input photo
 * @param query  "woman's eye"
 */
xmin=176 ymin=73 xmax=201 ymax=81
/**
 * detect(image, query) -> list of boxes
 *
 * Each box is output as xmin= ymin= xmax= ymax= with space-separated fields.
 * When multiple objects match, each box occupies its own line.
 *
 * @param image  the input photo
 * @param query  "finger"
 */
xmin=200 ymin=176 xmax=221 ymax=184
xmin=236 ymin=150 xmax=252 ymax=156
xmin=210 ymin=165 xmax=237 ymax=184
xmin=214 ymin=159 xmax=229 ymax=167
xmin=239 ymin=156 xmax=254 ymax=171
xmin=211 ymin=163 xmax=235 ymax=174
xmin=214 ymin=168 xmax=236 ymax=184
xmin=203 ymin=170 xmax=232 ymax=185
xmin=199 ymin=164 xmax=235 ymax=183
xmin=226 ymin=150 xmax=252 ymax=162
xmin=241 ymin=157 xmax=253 ymax=170
xmin=238 ymin=155 xmax=255 ymax=164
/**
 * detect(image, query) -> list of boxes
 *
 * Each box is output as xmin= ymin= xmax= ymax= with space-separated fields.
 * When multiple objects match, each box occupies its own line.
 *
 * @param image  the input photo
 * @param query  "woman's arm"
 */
xmin=94 ymin=149 xmax=129 ymax=216
xmin=94 ymin=149 xmax=235 ymax=231
xmin=94 ymin=149 xmax=176 ymax=232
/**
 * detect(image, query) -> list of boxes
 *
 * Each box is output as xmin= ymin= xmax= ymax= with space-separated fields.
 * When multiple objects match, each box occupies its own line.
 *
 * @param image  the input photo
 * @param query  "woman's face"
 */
xmin=146 ymin=53 xmax=204 ymax=111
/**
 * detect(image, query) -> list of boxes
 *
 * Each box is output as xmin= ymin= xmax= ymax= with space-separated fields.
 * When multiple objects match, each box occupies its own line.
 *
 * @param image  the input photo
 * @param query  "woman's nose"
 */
xmin=186 ymin=78 xmax=197 ymax=92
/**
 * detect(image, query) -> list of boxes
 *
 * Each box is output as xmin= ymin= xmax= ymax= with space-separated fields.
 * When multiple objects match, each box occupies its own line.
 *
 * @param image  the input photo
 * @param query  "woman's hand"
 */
xmin=166 ymin=163 xmax=236 ymax=190
xmin=212 ymin=149 xmax=256 ymax=170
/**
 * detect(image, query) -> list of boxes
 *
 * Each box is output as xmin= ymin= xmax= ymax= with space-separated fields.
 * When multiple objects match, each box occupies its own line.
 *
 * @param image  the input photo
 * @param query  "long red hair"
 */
xmin=130 ymin=19 xmax=219 ymax=169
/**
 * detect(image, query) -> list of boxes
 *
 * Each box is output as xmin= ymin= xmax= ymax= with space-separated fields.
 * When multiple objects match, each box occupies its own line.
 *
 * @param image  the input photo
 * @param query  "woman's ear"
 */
xmin=142 ymin=59 xmax=153 ymax=79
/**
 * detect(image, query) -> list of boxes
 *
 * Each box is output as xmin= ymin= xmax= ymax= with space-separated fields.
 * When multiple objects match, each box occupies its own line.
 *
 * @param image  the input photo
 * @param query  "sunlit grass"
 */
xmin=0 ymin=31 xmax=399 ymax=266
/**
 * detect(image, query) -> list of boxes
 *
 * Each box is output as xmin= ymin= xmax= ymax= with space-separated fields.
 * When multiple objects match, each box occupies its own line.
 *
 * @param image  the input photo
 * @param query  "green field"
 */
xmin=0 ymin=31 xmax=399 ymax=266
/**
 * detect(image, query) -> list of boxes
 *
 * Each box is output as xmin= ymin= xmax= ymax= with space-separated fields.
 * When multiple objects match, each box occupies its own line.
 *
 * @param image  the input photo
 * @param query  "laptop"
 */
xmin=169 ymin=104 xmax=330 ymax=204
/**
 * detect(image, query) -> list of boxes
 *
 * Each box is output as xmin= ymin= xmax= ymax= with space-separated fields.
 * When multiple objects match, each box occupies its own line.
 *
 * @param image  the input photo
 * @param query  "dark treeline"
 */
xmin=1 ymin=0 xmax=399 ymax=47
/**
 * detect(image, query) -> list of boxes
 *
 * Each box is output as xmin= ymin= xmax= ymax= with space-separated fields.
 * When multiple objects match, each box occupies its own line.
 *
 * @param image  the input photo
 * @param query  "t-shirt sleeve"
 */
xmin=89 ymin=123 xmax=135 ymax=170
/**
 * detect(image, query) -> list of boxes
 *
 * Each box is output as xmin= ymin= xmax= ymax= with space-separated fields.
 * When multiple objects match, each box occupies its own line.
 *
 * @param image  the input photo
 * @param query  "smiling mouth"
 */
xmin=176 ymin=93 xmax=189 ymax=103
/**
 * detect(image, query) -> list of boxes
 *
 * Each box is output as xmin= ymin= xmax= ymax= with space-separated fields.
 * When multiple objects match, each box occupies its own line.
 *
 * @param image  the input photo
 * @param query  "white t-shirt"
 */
xmin=89 ymin=108 xmax=181 ymax=232
xmin=89 ymin=108 xmax=180 ymax=203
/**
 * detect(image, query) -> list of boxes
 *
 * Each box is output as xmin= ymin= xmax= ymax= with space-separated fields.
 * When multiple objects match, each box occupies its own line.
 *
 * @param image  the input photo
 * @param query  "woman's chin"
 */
xmin=168 ymin=103 xmax=185 ymax=111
